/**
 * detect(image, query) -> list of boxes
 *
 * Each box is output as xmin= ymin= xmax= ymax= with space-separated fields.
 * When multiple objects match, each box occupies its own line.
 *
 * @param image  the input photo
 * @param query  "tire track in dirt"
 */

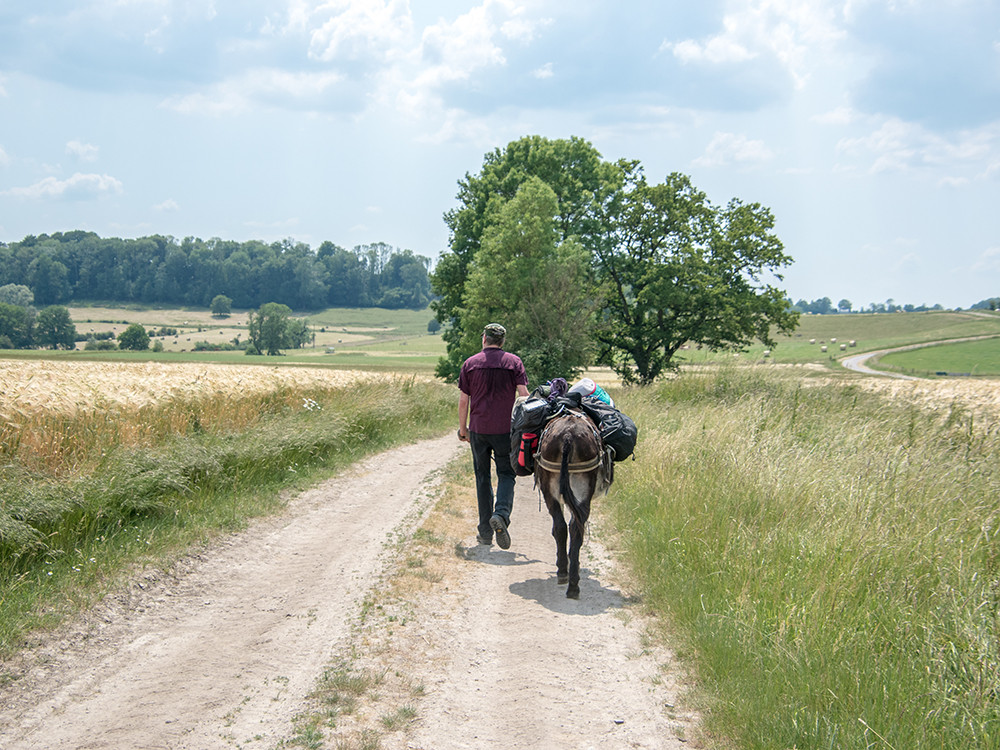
xmin=0 ymin=435 xmax=462 ymax=750
xmin=1 ymin=434 xmax=699 ymax=749
xmin=374 ymin=473 xmax=699 ymax=750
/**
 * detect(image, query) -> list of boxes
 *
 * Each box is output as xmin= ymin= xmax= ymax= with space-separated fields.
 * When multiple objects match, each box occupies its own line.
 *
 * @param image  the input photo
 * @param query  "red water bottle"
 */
xmin=519 ymin=432 xmax=537 ymax=470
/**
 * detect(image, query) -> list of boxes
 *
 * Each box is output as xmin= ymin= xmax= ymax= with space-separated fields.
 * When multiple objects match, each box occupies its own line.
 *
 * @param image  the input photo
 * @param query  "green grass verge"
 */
xmin=0 ymin=377 xmax=455 ymax=654
xmin=604 ymin=368 xmax=1000 ymax=749
xmin=877 ymin=336 xmax=1000 ymax=376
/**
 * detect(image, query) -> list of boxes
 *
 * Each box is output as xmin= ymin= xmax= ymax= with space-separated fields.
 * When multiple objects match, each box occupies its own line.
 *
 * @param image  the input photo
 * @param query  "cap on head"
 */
xmin=483 ymin=323 xmax=506 ymax=338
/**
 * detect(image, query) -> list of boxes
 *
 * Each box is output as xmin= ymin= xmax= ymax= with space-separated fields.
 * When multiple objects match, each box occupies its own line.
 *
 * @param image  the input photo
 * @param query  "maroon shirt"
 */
xmin=458 ymin=347 xmax=528 ymax=434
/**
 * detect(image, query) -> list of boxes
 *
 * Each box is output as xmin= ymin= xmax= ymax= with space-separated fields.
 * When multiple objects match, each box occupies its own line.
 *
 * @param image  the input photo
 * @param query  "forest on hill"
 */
xmin=0 ymin=232 xmax=432 ymax=311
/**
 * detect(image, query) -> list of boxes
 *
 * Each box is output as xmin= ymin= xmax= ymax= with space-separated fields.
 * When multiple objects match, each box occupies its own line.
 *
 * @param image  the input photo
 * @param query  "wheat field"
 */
xmin=0 ymin=360 xmax=380 ymax=415
xmin=0 ymin=361 xmax=400 ymax=474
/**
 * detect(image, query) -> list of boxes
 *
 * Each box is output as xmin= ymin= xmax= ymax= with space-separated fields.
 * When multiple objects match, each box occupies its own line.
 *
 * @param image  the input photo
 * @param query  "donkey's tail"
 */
xmin=559 ymin=434 xmax=586 ymax=532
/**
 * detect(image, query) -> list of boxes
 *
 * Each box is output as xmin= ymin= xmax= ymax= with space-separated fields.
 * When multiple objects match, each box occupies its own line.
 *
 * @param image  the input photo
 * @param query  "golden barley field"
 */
xmin=0 ymin=360 xmax=378 ymax=415
xmin=0 ymin=360 xmax=388 ymax=474
xmin=855 ymin=377 xmax=1000 ymax=421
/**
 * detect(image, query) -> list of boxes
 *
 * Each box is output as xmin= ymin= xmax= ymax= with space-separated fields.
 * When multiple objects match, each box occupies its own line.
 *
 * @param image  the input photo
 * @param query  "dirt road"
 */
xmin=0 ymin=434 xmax=697 ymax=749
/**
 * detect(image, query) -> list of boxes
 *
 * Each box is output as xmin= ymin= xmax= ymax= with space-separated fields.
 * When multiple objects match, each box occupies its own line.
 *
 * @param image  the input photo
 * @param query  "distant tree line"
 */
xmin=792 ymin=297 xmax=944 ymax=315
xmin=0 ymin=232 xmax=433 ymax=311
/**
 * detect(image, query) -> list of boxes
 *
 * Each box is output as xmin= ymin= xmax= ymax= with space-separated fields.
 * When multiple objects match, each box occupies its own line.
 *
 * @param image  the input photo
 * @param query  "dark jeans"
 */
xmin=469 ymin=431 xmax=516 ymax=540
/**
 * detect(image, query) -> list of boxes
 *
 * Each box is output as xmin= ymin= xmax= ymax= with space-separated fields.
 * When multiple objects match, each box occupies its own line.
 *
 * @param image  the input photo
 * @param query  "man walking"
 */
xmin=458 ymin=323 xmax=529 ymax=549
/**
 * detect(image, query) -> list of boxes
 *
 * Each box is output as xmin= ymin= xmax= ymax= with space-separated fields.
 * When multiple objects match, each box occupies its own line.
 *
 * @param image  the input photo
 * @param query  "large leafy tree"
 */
xmin=247 ymin=302 xmax=293 ymax=355
xmin=0 ymin=302 xmax=33 ymax=348
xmin=593 ymin=164 xmax=799 ymax=384
xmin=431 ymin=135 xmax=616 ymax=380
xmin=210 ymin=294 xmax=232 ymax=317
xmin=118 ymin=322 xmax=150 ymax=351
xmin=35 ymin=305 xmax=78 ymax=350
xmin=459 ymin=177 xmax=593 ymax=385
xmin=0 ymin=283 xmax=34 ymax=308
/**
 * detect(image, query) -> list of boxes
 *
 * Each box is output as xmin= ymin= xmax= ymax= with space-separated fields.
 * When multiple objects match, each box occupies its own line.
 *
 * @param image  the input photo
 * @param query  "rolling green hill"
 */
xmin=679 ymin=310 xmax=1000 ymax=368
xmin=7 ymin=306 xmax=1000 ymax=379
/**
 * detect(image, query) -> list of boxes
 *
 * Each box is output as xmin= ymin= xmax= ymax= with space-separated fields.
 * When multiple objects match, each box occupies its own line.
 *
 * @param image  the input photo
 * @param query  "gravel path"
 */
xmin=0 ymin=434 xmax=697 ymax=749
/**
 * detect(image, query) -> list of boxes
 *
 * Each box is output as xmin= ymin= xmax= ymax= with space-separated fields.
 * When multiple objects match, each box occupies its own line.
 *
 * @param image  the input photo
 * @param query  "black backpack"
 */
xmin=579 ymin=397 xmax=638 ymax=462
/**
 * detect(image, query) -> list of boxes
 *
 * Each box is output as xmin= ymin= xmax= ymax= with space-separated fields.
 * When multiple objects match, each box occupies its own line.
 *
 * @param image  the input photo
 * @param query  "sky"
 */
xmin=0 ymin=1 xmax=998 ymax=310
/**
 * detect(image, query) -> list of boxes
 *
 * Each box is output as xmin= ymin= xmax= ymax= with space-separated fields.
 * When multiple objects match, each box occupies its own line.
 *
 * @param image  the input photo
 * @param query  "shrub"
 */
xmin=84 ymin=338 xmax=118 ymax=351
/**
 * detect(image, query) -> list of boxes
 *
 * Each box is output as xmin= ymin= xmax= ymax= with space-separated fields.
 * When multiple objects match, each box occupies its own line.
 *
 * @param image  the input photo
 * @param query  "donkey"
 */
xmin=534 ymin=408 xmax=611 ymax=598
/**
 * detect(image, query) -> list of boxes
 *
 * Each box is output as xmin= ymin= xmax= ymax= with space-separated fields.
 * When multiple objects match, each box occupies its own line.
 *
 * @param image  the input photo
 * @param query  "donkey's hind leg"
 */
xmin=546 ymin=498 xmax=569 ymax=584
xmin=565 ymin=475 xmax=594 ymax=599
xmin=566 ymin=518 xmax=584 ymax=598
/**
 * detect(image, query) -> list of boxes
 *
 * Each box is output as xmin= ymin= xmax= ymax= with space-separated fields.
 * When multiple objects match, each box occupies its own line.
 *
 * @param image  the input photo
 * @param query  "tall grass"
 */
xmin=0 ymin=374 xmax=455 ymax=651
xmin=606 ymin=367 xmax=1000 ymax=749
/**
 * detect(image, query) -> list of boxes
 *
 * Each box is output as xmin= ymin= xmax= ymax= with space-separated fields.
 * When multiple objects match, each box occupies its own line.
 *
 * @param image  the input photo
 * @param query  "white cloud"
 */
xmin=421 ymin=5 xmax=507 ymax=82
xmin=693 ymin=131 xmax=775 ymax=167
xmin=378 ymin=0 xmax=553 ymax=134
xmin=971 ymin=247 xmax=1000 ymax=273
xmin=390 ymin=1 xmax=533 ymax=123
xmin=891 ymin=251 xmax=922 ymax=275
xmin=668 ymin=36 xmax=754 ymax=65
xmin=411 ymin=105 xmax=496 ymax=145
xmin=3 ymin=173 xmax=123 ymax=200
xmin=837 ymin=119 xmax=998 ymax=176
xmin=307 ymin=0 xmax=413 ymax=63
xmin=532 ymin=62 xmax=553 ymax=79
xmin=500 ymin=4 xmax=551 ymax=43
xmin=666 ymin=0 xmax=845 ymax=87
xmin=939 ymin=176 xmax=969 ymax=188
xmin=163 ymin=68 xmax=344 ymax=115
xmin=838 ymin=120 xmax=916 ymax=172
xmin=66 ymin=139 xmax=100 ymax=162
xmin=0 ymin=146 xmax=9 ymax=167
xmin=154 ymin=198 xmax=179 ymax=211
xmin=813 ymin=106 xmax=857 ymax=125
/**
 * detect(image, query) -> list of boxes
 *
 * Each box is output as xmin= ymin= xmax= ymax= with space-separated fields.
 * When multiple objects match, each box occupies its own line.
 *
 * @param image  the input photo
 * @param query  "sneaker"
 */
xmin=476 ymin=534 xmax=492 ymax=546
xmin=490 ymin=514 xmax=510 ymax=550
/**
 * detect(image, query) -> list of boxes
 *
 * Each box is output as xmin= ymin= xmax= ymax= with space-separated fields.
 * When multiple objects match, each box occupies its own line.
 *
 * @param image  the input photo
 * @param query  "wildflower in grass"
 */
xmin=302 ymin=398 xmax=322 ymax=411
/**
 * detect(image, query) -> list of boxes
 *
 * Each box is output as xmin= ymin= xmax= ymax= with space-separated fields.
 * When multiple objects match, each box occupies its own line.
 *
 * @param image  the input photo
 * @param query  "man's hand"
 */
xmin=457 ymin=427 xmax=469 ymax=442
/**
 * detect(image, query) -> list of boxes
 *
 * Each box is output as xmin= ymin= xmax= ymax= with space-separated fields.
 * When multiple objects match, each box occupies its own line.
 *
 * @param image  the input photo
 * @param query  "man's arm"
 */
xmin=516 ymin=384 xmax=529 ymax=398
xmin=458 ymin=390 xmax=470 ymax=442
